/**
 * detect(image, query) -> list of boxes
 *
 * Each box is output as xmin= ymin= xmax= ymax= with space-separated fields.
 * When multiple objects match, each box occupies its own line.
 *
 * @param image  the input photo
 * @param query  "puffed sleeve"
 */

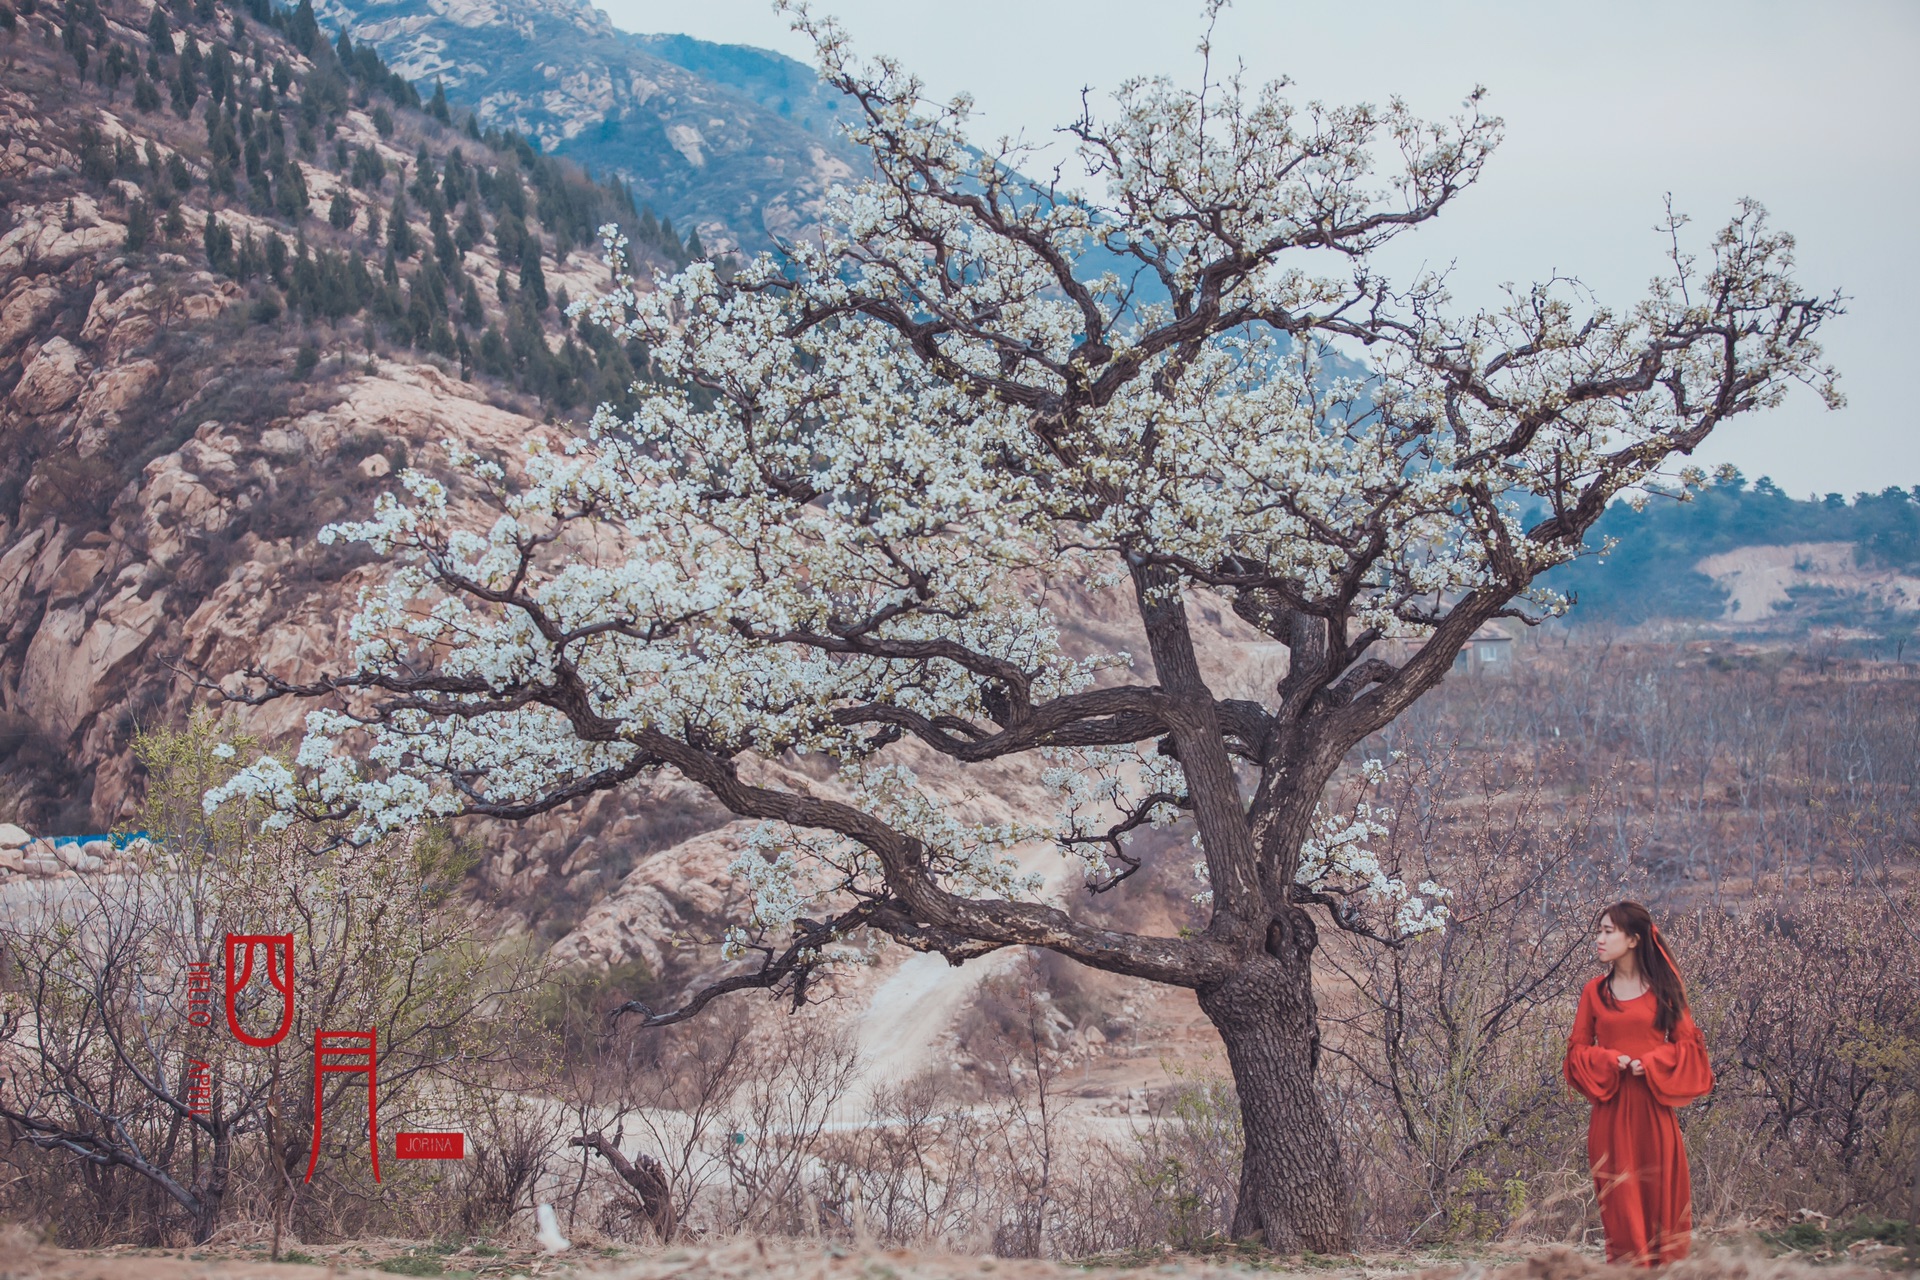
xmin=1563 ymin=982 xmax=1621 ymax=1104
xmin=1642 ymin=1007 xmax=1714 ymax=1108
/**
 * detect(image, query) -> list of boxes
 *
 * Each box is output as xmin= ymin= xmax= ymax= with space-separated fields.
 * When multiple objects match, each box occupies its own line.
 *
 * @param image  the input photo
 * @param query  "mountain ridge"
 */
xmin=314 ymin=0 xmax=863 ymax=250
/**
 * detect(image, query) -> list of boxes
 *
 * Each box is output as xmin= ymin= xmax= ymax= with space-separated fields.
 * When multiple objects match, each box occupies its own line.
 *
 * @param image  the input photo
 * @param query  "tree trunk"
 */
xmin=190 ymin=1126 xmax=231 ymax=1245
xmin=1197 ymin=906 xmax=1351 ymax=1253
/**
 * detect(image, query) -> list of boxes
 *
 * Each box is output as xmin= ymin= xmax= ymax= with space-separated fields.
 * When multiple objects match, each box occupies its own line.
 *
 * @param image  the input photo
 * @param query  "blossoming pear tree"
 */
xmin=212 ymin=10 xmax=1841 ymax=1251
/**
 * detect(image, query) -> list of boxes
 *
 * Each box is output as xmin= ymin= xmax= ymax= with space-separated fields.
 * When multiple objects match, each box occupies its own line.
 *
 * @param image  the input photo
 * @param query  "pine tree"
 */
xmin=412 ymin=144 xmax=436 ymax=202
xmin=289 ymin=0 xmax=320 ymax=54
xmin=431 ymin=205 xmax=457 ymax=273
xmin=274 ymin=162 xmax=308 ymax=221
xmin=329 ymin=187 xmax=354 ymax=230
xmin=388 ymin=190 xmax=415 ymax=258
xmin=428 ymin=79 xmax=450 ymax=124
xmin=203 ymin=213 xmax=234 ymax=274
xmin=147 ymin=6 xmax=171 ymax=53
xmin=456 ymin=198 xmax=483 ymax=253
xmin=517 ymin=235 xmax=547 ymax=312
xmin=124 ymin=197 xmax=153 ymax=252
xmin=684 ymin=228 xmax=705 ymax=262
xmin=209 ymin=43 xmax=231 ymax=105
xmin=441 ymin=148 xmax=471 ymax=206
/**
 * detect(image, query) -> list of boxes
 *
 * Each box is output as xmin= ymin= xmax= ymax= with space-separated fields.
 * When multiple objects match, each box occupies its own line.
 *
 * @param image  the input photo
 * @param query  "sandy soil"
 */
xmin=2 ymin=1233 xmax=1904 ymax=1280
xmin=1693 ymin=541 xmax=1920 ymax=623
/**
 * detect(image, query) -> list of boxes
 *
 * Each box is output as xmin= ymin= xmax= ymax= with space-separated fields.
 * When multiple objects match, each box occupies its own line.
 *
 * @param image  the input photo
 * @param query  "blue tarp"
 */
xmin=49 ymin=831 xmax=150 ymax=849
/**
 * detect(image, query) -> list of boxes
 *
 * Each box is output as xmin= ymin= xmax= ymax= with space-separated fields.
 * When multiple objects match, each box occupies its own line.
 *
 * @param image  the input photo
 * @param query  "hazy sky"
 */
xmin=599 ymin=0 xmax=1919 ymax=497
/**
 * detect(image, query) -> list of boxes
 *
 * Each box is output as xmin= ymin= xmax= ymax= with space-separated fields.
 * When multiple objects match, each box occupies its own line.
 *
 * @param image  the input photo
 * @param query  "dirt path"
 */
xmin=4 ymin=1234 xmax=1900 ymax=1280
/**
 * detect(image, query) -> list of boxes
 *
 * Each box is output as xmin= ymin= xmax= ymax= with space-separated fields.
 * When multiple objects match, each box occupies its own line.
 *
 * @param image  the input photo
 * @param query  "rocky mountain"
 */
xmin=0 ymin=0 xmax=753 ymax=934
xmin=312 ymin=0 xmax=865 ymax=251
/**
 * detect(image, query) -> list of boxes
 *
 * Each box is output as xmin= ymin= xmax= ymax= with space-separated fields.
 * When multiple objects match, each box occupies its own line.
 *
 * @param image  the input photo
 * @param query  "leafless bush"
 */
xmin=453 ymin=1089 xmax=564 ymax=1237
xmin=1317 ymin=748 xmax=1622 ymax=1246
xmin=1681 ymin=880 xmax=1920 ymax=1221
xmin=0 ymin=717 xmax=543 ymax=1249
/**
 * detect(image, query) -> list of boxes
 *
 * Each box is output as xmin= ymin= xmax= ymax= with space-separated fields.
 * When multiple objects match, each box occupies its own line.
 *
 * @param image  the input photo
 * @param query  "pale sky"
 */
xmin=599 ymin=0 xmax=1920 ymax=498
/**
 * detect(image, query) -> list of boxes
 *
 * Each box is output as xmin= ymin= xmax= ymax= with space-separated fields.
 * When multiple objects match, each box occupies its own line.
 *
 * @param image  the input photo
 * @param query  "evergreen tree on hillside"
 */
xmin=387 ymin=189 xmax=415 ymax=258
xmin=289 ymin=0 xmax=320 ymax=54
xmin=203 ymin=213 xmax=234 ymax=274
xmin=124 ymin=197 xmax=153 ymax=251
xmin=517 ymin=234 xmax=547 ymax=312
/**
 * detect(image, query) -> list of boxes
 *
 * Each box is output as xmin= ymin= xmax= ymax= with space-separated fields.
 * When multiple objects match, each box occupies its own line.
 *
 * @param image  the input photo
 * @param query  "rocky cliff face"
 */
xmin=316 ymin=0 xmax=864 ymax=250
xmin=0 ymin=0 xmax=749 ymax=943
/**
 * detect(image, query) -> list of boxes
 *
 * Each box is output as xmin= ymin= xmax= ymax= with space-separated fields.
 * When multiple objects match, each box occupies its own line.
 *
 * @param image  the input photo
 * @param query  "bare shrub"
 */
xmin=0 ymin=716 xmax=543 ymax=1249
xmin=1682 ymin=881 xmax=1920 ymax=1221
xmin=1317 ymin=747 xmax=1620 ymax=1246
xmin=1113 ymin=1063 xmax=1244 ymax=1251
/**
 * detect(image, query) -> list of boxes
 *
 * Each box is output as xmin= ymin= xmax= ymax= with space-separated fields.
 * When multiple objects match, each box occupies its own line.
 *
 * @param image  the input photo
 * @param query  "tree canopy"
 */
xmin=211 ymin=12 xmax=1840 ymax=1250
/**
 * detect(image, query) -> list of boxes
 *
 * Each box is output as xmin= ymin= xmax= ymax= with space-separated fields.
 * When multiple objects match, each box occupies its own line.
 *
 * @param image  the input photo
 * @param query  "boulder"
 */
xmin=13 ymin=336 xmax=87 ymax=414
xmin=18 ymin=586 xmax=169 ymax=739
xmin=549 ymin=822 xmax=750 ymax=975
xmin=0 ymin=280 xmax=63 ymax=351
xmin=0 ymin=209 xmax=119 ymax=273
xmin=0 ymin=822 xmax=30 ymax=848
xmin=45 ymin=546 xmax=109 ymax=605
xmin=74 ymin=358 xmax=163 ymax=456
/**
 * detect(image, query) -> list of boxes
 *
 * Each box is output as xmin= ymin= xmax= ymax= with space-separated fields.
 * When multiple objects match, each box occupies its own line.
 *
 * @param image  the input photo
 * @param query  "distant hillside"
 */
xmin=1547 ymin=473 xmax=1920 ymax=638
xmin=313 ymin=0 xmax=865 ymax=251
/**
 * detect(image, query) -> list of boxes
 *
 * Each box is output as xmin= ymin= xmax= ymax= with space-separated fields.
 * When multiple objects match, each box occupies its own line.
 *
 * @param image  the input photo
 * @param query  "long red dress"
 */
xmin=1563 ymin=974 xmax=1714 ymax=1267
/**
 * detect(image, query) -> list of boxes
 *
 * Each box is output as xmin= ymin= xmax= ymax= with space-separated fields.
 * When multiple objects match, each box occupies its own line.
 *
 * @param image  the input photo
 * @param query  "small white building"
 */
xmin=1453 ymin=625 xmax=1515 ymax=676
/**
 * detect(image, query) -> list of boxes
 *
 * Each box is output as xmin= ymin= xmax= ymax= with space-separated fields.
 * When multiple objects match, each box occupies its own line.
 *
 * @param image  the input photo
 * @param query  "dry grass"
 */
xmin=0 ymin=1232 xmax=1905 ymax=1280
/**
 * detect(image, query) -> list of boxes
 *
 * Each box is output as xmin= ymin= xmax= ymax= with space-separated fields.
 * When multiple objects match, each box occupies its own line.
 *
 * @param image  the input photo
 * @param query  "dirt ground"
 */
xmin=0 ymin=1232 xmax=1904 ymax=1280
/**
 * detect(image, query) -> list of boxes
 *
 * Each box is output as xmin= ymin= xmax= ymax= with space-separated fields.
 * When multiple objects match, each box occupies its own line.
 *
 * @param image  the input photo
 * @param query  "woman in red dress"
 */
xmin=1563 ymin=901 xmax=1714 ymax=1267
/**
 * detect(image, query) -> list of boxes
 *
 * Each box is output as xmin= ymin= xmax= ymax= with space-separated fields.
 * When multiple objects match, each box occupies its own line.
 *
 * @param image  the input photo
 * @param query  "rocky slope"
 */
xmin=315 ymin=0 xmax=864 ymax=250
xmin=0 ymin=0 xmax=734 ymax=923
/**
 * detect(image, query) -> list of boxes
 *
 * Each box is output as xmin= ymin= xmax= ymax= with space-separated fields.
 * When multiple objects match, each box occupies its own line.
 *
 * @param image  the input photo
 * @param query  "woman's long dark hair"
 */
xmin=1597 ymin=900 xmax=1688 ymax=1036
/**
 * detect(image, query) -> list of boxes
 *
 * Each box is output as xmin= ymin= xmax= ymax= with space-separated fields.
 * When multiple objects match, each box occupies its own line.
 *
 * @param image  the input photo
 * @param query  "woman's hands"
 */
xmin=1616 ymin=1054 xmax=1646 ymax=1076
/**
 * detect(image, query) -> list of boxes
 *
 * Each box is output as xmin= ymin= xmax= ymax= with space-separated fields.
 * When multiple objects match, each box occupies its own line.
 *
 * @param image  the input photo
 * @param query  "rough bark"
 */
xmin=1197 ymin=906 xmax=1351 ymax=1253
xmin=189 ymin=1128 xmax=230 ymax=1244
